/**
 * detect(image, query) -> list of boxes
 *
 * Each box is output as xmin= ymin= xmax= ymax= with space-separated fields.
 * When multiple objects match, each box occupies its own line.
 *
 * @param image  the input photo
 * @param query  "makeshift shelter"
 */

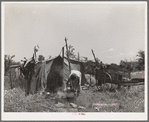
xmin=29 ymin=55 xmax=87 ymax=93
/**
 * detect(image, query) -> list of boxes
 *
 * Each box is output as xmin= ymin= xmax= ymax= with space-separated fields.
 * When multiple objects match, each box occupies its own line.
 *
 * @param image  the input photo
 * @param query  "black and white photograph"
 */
xmin=1 ymin=1 xmax=147 ymax=121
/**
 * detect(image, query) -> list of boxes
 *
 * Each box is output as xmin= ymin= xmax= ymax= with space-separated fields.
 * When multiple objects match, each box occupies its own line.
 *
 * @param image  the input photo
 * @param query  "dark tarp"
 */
xmin=28 ymin=55 xmax=86 ymax=93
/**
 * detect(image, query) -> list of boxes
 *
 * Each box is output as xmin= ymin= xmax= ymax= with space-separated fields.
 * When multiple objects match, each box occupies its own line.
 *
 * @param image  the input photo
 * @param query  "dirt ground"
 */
xmin=4 ymin=75 xmax=144 ymax=112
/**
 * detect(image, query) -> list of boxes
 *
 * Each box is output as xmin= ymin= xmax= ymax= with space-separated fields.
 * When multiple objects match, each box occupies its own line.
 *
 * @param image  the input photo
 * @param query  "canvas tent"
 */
xmin=28 ymin=55 xmax=87 ymax=94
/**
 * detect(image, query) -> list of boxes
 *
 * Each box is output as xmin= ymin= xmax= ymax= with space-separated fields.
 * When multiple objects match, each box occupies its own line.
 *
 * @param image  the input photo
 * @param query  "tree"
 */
xmin=120 ymin=60 xmax=125 ymax=68
xmin=38 ymin=55 xmax=45 ymax=62
xmin=119 ymin=59 xmax=134 ymax=79
xmin=4 ymin=55 xmax=15 ymax=73
xmin=136 ymin=50 xmax=145 ymax=70
xmin=65 ymin=45 xmax=76 ymax=60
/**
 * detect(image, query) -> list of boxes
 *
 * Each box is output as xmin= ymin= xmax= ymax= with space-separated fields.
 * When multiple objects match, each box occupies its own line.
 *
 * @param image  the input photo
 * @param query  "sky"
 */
xmin=3 ymin=2 xmax=146 ymax=65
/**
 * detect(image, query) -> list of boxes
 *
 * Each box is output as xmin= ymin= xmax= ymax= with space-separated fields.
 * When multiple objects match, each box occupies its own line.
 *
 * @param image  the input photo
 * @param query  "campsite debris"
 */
xmin=84 ymin=84 xmax=90 ymax=87
xmin=57 ymin=91 xmax=66 ymax=98
xmin=66 ymin=91 xmax=75 ymax=98
xmin=78 ymin=106 xmax=86 ymax=110
xmin=47 ymin=92 xmax=50 ymax=95
xmin=55 ymin=102 xmax=65 ymax=108
xmin=70 ymin=103 xmax=77 ymax=108
xmin=81 ymin=84 xmax=90 ymax=90
xmin=95 ymin=107 xmax=100 ymax=112
xmin=82 ymin=86 xmax=89 ymax=90
xmin=68 ymin=108 xmax=78 ymax=112
xmin=82 ymin=87 xmax=88 ymax=90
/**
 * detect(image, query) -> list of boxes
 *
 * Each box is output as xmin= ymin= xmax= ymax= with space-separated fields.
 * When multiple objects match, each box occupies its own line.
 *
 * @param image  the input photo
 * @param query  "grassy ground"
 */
xmin=4 ymin=75 xmax=144 ymax=112
xmin=75 ymin=84 xmax=144 ymax=112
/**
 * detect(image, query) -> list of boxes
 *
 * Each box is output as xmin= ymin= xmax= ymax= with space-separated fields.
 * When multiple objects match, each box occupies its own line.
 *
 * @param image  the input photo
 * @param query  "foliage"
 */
xmin=119 ymin=50 xmax=145 ymax=72
xmin=109 ymin=63 xmax=126 ymax=72
xmin=119 ymin=60 xmax=133 ymax=71
xmin=119 ymin=60 xmax=135 ymax=78
xmin=38 ymin=55 xmax=45 ymax=62
xmin=11 ymin=61 xmax=21 ymax=66
xmin=4 ymin=55 xmax=15 ymax=73
xmin=80 ymin=56 xmax=88 ymax=62
xmin=136 ymin=50 xmax=145 ymax=70
xmin=65 ymin=45 xmax=76 ymax=60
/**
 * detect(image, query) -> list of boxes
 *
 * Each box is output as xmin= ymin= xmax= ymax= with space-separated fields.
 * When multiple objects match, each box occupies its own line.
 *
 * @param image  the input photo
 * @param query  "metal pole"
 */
xmin=65 ymin=37 xmax=71 ymax=71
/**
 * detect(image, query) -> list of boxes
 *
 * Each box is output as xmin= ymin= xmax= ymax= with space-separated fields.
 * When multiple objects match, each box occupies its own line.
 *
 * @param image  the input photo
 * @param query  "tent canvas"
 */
xmin=28 ymin=55 xmax=86 ymax=94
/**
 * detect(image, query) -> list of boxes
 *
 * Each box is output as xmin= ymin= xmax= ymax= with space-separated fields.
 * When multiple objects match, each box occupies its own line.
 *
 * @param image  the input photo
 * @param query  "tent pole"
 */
xmin=91 ymin=49 xmax=98 ymax=66
xmin=78 ymin=52 xmax=80 ymax=61
xmin=65 ymin=37 xmax=71 ymax=71
xmin=62 ymin=47 xmax=64 ymax=82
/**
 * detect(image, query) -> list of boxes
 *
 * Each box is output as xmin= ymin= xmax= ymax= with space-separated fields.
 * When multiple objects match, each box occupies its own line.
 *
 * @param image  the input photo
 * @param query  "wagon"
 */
xmin=97 ymin=70 xmax=145 ymax=90
xmin=91 ymin=49 xmax=123 ymax=90
xmin=96 ymin=69 xmax=123 ymax=90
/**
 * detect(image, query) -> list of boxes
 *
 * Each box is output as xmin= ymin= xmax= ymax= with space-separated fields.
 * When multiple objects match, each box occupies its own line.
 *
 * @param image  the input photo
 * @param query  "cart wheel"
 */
xmin=102 ymin=72 xmax=112 ymax=91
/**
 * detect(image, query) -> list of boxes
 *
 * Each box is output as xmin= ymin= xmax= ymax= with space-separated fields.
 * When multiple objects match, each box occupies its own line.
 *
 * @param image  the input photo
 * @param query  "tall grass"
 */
xmin=4 ymin=73 xmax=144 ymax=112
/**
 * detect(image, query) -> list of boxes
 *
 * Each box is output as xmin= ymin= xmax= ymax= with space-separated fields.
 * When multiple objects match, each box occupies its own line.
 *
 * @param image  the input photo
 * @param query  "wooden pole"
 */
xmin=78 ymin=52 xmax=80 ymax=61
xmin=91 ymin=49 xmax=98 ymax=65
xmin=34 ymin=46 xmax=36 ymax=61
xmin=65 ymin=37 xmax=71 ymax=71
xmin=62 ymin=47 xmax=64 ymax=61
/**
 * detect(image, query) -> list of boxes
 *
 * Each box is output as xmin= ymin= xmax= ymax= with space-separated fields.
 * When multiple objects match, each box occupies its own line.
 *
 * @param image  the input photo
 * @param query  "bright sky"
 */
xmin=3 ymin=2 xmax=146 ymax=64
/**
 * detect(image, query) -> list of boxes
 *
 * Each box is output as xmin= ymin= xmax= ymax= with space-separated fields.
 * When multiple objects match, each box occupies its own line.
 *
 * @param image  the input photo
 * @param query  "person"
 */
xmin=64 ymin=70 xmax=82 ymax=95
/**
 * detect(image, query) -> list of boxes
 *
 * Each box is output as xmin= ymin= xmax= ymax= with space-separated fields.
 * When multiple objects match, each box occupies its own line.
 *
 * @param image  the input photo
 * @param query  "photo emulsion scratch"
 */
xmin=1 ymin=1 xmax=147 ymax=121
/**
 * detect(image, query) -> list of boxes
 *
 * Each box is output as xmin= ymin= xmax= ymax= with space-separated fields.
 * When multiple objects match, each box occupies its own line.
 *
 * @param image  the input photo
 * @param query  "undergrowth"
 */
xmin=4 ymin=75 xmax=144 ymax=112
